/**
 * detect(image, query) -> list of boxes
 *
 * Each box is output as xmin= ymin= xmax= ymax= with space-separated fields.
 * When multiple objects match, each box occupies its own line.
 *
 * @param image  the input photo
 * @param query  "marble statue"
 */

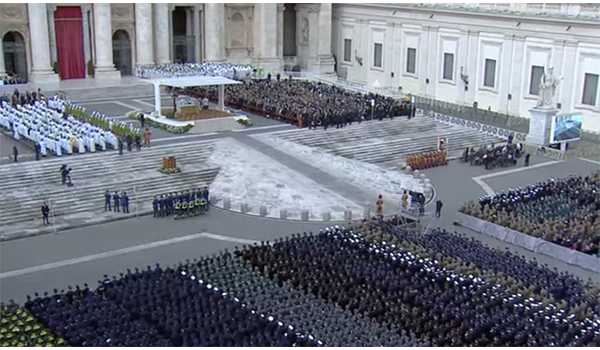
xmin=537 ymin=67 xmax=562 ymax=108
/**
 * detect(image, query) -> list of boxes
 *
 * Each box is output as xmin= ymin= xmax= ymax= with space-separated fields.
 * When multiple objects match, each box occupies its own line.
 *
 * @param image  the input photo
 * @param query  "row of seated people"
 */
xmin=10 ymin=220 xmax=600 ymax=346
xmin=135 ymin=62 xmax=253 ymax=79
xmin=462 ymin=172 xmax=600 ymax=256
xmin=186 ymin=79 xmax=416 ymax=128
xmin=0 ymin=97 xmax=118 ymax=156
xmin=406 ymin=150 xmax=448 ymax=170
xmin=152 ymin=187 xmax=210 ymax=218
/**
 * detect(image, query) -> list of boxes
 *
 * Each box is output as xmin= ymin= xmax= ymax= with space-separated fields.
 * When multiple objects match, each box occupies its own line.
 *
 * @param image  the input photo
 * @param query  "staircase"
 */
xmin=0 ymin=140 xmax=219 ymax=240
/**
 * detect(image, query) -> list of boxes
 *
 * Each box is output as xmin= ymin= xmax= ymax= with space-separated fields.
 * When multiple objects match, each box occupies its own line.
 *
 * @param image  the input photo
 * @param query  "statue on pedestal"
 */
xmin=537 ymin=67 xmax=562 ymax=108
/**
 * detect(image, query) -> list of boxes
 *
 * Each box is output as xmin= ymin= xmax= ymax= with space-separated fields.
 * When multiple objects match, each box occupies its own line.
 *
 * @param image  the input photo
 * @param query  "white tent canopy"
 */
xmin=148 ymin=76 xmax=241 ymax=115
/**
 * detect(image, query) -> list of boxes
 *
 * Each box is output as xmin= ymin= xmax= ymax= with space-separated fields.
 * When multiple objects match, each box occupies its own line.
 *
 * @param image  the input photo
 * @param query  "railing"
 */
xmin=413 ymin=95 xmax=530 ymax=133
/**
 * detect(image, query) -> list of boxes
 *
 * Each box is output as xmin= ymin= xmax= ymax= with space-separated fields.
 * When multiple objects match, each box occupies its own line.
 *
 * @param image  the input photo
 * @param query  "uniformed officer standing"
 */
xmin=104 ymin=190 xmax=112 ymax=211
xmin=121 ymin=192 xmax=130 ymax=213
xmin=113 ymin=191 xmax=121 ymax=212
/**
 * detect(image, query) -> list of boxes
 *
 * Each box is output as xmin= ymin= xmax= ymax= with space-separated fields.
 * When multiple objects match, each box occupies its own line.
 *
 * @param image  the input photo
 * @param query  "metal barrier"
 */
xmin=413 ymin=95 xmax=530 ymax=133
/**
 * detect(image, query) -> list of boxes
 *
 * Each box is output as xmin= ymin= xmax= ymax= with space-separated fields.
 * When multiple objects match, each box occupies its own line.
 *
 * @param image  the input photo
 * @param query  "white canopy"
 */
xmin=149 ymin=76 xmax=241 ymax=115
xmin=151 ymin=76 xmax=241 ymax=89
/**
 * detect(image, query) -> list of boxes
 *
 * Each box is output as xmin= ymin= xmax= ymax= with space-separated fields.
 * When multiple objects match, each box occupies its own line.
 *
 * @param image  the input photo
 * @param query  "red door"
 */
xmin=54 ymin=6 xmax=85 ymax=79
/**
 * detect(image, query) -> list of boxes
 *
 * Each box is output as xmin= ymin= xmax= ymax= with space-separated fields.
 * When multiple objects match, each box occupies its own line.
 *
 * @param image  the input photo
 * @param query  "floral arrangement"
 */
xmin=64 ymin=103 xmax=141 ymax=138
xmin=234 ymin=115 xmax=253 ymax=127
xmin=127 ymin=112 xmax=193 ymax=134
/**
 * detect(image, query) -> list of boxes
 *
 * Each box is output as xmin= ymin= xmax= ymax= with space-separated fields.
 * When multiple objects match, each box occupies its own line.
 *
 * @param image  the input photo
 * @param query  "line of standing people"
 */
xmin=104 ymin=190 xmax=130 ymax=213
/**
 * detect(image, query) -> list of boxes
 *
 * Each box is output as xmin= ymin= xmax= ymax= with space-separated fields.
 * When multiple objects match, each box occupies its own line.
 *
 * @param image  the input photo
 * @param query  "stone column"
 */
xmin=81 ymin=5 xmax=92 ymax=78
xmin=253 ymin=3 xmax=281 ymax=72
xmin=154 ymin=3 xmax=171 ymax=64
xmin=277 ymin=4 xmax=284 ymax=59
xmin=315 ymin=3 xmax=334 ymax=74
xmin=204 ymin=3 xmax=225 ymax=62
xmin=135 ymin=3 xmax=154 ymax=66
xmin=0 ymin=44 xmax=5 ymax=78
xmin=93 ymin=4 xmax=121 ymax=79
xmin=27 ymin=4 xmax=59 ymax=82
xmin=193 ymin=6 xmax=202 ymax=62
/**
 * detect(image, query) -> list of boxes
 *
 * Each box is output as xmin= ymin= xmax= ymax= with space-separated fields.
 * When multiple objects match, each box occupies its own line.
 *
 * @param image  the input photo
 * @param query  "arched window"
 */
xmin=2 ymin=31 xmax=28 ymax=81
xmin=112 ymin=30 xmax=132 ymax=75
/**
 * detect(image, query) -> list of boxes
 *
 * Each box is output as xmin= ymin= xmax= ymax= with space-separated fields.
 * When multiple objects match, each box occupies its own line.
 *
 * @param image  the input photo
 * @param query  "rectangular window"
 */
xmin=406 ymin=47 xmax=416 ymax=74
xmin=483 ymin=59 xmax=496 ymax=88
xmin=582 ymin=73 xmax=599 ymax=106
xmin=343 ymin=39 xmax=352 ymax=62
xmin=373 ymin=43 xmax=383 ymax=68
xmin=442 ymin=53 xmax=454 ymax=80
xmin=529 ymin=65 xmax=545 ymax=95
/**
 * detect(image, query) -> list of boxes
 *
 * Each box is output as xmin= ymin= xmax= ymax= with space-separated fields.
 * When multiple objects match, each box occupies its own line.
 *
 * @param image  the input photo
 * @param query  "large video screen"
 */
xmin=550 ymin=113 xmax=583 ymax=143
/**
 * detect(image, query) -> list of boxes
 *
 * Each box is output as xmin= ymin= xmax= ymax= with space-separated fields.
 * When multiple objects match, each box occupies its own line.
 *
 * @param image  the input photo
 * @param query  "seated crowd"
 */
xmin=10 ymin=219 xmax=599 ymax=346
xmin=135 ymin=63 xmax=253 ymax=80
xmin=188 ymin=79 xmax=416 ymax=128
xmin=0 ymin=92 xmax=119 ymax=156
xmin=462 ymin=172 xmax=600 ymax=256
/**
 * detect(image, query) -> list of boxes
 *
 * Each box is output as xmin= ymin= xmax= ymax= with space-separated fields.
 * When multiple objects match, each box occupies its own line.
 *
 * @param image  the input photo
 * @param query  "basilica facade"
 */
xmin=1 ymin=3 xmax=599 ymax=132
xmin=0 ymin=3 xmax=335 ymax=83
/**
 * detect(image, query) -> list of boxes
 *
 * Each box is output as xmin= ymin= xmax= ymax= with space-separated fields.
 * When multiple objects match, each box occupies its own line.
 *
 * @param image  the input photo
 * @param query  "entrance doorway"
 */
xmin=2 ymin=31 xmax=28 ymax=81
xmin=54 ymin=6 xmax=85 ymax=79
xmin=172 ymin=6 xmax=195 ymax=63
xmin=112 ymin=30 xmax=132 ymax=75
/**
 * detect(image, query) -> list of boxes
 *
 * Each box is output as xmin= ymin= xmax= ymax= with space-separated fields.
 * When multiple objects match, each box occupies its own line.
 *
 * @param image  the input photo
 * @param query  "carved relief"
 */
xmin=225 ymin=4 xmax=253 ymax=54
xmin=0 ymin=4 xmax=26 ymax=22
xmin=301 ymin=17 xmax=309 ymax=45
xmin=111 ymin=4 xmax=132 ymax=19
xmin=229 ymin=12 xmax=246 ymax=47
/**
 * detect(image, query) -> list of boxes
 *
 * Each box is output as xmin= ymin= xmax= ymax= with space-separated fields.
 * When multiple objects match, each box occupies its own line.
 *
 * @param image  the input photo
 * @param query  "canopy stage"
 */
xmin=149 ymin=76 xmax=241 ymax=116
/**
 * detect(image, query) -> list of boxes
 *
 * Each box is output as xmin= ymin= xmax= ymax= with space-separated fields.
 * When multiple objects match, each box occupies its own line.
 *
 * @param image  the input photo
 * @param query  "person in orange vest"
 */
xmin=143 ymin=128 xmax=152 ymax=147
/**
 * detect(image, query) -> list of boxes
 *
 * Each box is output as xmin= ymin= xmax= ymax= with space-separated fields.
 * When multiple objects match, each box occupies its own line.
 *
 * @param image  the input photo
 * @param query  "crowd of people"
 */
xmin=0 ymin=302 xmax=65 ymax=346
xmin=239 ymin=225 xmax=600 ymax=346
xmin=6 ymin=218 xmax=599 ymax=346
xmin=135 ymin=63 xmax=253 ymax=80
xmin=152 ymin=187 xmax=210 ymax=219
xmin=406 ymin=150 xmax=448 ymax=170
xmin=462 ymin=172 xmax=600 ymax=256
xmin=189 ymin=79 xmax=416 ymax=129
xmin=104 ymin=190 xmax=130 ymax=214
xmin=0 ymin=72 xmax=27 ymax=86
xmin=0 ymin=94 xmax=119 ymax=156
xmin=464 ymin=142 xmax=525 ymax=169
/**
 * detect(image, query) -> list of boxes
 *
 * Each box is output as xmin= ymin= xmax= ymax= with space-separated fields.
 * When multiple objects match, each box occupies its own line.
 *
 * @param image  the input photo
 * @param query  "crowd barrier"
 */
xmin=424 ymin=110 xmax=528 ymax=143
xmin=457 ymin=212 xmax=600 ymax=273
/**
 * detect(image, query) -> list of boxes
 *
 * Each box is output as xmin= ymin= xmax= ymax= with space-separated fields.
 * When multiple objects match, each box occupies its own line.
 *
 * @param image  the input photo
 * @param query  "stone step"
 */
xmin=0 ymin=168 xmax=219 ymax=226
xmin=0 ymin=145 xmax=215 ymax=190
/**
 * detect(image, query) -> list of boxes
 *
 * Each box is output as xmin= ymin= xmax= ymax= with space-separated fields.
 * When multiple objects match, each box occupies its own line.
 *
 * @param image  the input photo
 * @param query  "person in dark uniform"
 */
xmin=118 ymin=138 xmax=124 ymax=155
xmin=435 ymin=199 xmax=443 ymax=218
xmin=121 ymin=192 xmax=129 ymax=213
xmin=524 ymin=153 xmax=530 ymax=167
xmin=135 ymin=135 xmax=142 ymax=151
xmin=104 ymin=190 xmax=112 ymax=211
xmin=12 ymin=145 xmax=18 ymax=162
xmin=139 ymin=113 xmax=145 ymax=128
xmin=35 ymin=143 xmax=40 ymax=161
xmin=126 ymin=134 xmax=133 ymax=152
xmin=152 ymin=196 xmax=159 ymax=217
xmin=113 ymin=191 xmax=121 ymax=212
xmin=41 ymin=202 xmax=50 ymax=225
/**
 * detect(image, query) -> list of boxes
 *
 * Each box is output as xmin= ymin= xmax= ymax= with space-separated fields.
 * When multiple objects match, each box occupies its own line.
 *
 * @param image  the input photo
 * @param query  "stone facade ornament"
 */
xmin=537 ymin=67 xmax=562 ymax=108
xmin=301 ymin=17 xmax=309 ymax=45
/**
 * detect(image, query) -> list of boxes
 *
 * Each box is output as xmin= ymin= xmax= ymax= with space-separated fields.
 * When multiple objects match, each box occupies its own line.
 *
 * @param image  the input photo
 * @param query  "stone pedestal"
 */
xmin=526 ymin=106 xmax=559 ymax=146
